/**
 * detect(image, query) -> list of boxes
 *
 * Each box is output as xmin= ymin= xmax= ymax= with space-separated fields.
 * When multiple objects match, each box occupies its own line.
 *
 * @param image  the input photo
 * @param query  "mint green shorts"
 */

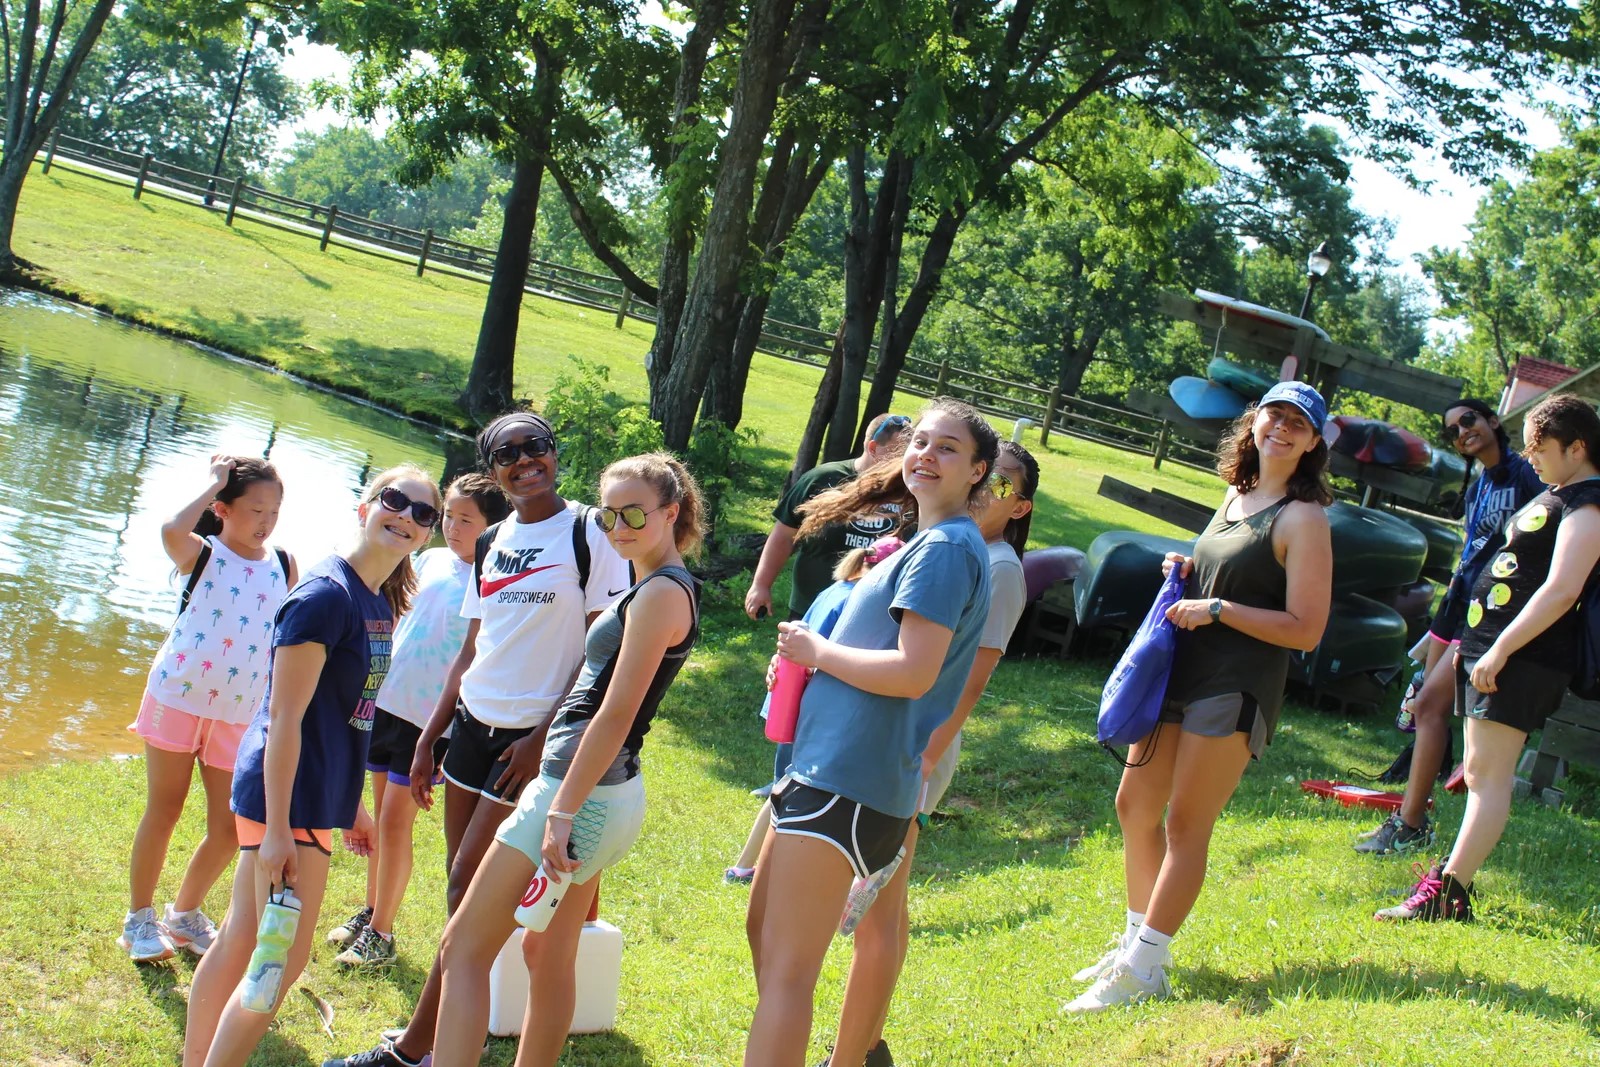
xmin=494 ymin=773 xmax=646 ymax=883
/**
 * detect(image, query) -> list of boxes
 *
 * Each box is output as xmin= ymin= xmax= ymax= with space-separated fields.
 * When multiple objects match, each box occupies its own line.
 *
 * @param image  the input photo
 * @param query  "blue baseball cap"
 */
xmin=1259 ymin=381 xmax=1327 ymax=432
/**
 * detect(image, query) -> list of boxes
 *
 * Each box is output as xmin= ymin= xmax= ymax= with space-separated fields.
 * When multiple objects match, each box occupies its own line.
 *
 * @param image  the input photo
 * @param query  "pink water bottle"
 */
xmin=766 ymin=624 xmax=810 ymax=743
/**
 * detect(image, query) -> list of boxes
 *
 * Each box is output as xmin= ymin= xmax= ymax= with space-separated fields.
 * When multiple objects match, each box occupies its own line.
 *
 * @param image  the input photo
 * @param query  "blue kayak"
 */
xmin=1170 ymin=376 xmax=1249 ymax=422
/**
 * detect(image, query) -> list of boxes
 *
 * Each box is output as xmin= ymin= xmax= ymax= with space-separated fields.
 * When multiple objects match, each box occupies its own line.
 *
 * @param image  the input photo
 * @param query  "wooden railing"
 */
xmin=31 ymin=124 xmax=1216 ymax=473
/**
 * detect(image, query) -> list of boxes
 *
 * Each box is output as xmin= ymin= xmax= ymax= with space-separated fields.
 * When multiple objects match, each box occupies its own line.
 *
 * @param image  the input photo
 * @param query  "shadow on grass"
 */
xmin=1182 ymin=960 xmax=1600 ymax=1035
xmin=232 ymin=228 xmax=333 ymax=290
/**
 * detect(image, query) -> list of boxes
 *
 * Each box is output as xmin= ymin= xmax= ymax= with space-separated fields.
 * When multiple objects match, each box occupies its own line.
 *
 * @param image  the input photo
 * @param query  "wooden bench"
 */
xmin=1523 ymin=692 xmax=1600 ymax=805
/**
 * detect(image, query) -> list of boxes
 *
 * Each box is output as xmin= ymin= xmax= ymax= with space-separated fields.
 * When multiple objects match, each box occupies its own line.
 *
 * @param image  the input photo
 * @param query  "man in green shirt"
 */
xmin=743 ymin=413 xmax=912 ymax=620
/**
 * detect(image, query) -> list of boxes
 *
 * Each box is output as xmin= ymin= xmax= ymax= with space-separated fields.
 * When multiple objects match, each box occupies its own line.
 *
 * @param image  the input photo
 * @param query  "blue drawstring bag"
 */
xmin=1098 ymin=567 xmax=1186 ymax=763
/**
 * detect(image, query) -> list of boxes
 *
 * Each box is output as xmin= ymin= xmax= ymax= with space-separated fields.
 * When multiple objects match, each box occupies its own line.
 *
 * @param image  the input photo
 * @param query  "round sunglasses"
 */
xmin=378 ymin=485 xmax=439 ymax=528
xmin=489 ymin=436 xmax=555 ymax=467
xmin=594 ymin=503 xmax=667 ymax=532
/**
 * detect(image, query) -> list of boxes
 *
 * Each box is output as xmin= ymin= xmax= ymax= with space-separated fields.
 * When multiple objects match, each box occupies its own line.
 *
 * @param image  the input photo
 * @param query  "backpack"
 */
xmin=1097 ymin=567 xmax=1185 ymax=764
xmin=473 ymin=503 xmax=595 ymax=596
xmin=179 ymin=541 xmax=291 ymax=616
xmin=1571 ymin=576 xmax=1600 ymax=700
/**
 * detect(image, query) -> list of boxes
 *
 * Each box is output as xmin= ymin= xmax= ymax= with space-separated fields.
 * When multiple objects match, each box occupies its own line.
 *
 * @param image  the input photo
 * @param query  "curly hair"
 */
xmin=1523 ymin=393 xmax=1600 ymax=461
xmin=1215 ymin=406 xmax=1333 ymax=506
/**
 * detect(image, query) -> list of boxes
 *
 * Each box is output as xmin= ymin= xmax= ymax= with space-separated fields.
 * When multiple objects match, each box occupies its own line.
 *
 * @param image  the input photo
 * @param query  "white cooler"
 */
xmin=485 ymin=921 xmax=624 ymax=1036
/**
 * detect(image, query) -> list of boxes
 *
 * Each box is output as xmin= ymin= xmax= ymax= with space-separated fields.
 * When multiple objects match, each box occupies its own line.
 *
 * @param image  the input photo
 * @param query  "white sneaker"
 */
xmin=119 ymin=907 xmax=176 ymax=963
xmin=1071 ymin=940 xmax=1123 ymax=983
xmin=1061 ymin=962 xmax=1170 ymax=1014
xmin=162 ymin=904 xmax=218 ymax=956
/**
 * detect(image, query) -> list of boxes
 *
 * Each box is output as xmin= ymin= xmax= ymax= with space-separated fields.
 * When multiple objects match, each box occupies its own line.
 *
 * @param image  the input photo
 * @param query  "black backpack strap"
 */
xmin=179 ymin=539 xmax=214 ymax=616
xmin=474 ymin=520 xmax=504 ymax=591
xmin=274 ymin=547 xmax=290 ymax=584
xmin=571 ymin=504 xmax=592 ymax=594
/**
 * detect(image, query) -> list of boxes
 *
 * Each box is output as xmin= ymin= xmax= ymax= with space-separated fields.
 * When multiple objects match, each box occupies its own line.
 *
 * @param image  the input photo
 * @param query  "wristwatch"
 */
xmin=1208 ymin=598 xmax=1223 ymax=622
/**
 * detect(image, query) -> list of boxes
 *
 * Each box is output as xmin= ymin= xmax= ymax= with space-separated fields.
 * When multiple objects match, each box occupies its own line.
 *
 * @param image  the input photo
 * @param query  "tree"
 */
xmin=56 ymin=3 xmax=301 ymax=176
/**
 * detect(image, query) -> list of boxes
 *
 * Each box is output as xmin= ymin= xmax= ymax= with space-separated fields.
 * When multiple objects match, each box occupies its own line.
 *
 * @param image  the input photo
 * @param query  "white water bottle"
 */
xmin=240 ymin=886 xmax=299 ymax=1013
xmin=514 ymin=864 xmax=570 ymax=932
xmin=838 ymin=847 xmax=906 ymax=936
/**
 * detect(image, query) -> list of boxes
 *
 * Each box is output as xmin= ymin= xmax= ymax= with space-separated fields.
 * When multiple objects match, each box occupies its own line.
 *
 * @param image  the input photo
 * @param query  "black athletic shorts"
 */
xmin=1455 ymin=656 xmax=1570 ymax=735
xmin=365 ymin=708 xmax=448 ymax=787
xmin=439 ymin=702 xmax=536 ymax=805
xmin=1428 ymin=580 xmax=1468 ymax=644
xmin=769 ymin=778 xmax=909 ymax=879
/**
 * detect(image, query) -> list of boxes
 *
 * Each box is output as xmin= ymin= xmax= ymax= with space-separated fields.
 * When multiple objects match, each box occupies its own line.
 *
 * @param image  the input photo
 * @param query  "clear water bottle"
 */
xmin=240 ymin=886 xmax=299 ymax=1013
xmin=838 ymin=847 xmax=906 ymax=936
xmin=1396 ymin=659 xmax=1423 ymax=733
xmin=514 ymin=864 xmax=570 ymax=932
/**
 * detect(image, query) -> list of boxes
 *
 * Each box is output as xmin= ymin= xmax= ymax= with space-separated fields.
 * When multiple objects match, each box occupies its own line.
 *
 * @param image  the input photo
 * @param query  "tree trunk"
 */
xmin=652 ymin=0 xmax=801 ymax=451
xmin=867 ymin=207 xmax=966 ymax=411
xmin=460 ymin=156 xmax=543 ymax=417
xmin=851 ymin=155 xmax=912 ymax=451
xmin=790 ymin=325 xmax=845 ymax=490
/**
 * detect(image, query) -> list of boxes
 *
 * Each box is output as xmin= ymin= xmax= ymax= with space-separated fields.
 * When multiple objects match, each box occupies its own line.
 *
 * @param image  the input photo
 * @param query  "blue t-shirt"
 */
xmin=759 ymin=577 xmax=854 ymax=722
xmin=232 ymin=556 xmax=394 ymax=830
xmin=789 ymin=516 xmax=990 ymax=817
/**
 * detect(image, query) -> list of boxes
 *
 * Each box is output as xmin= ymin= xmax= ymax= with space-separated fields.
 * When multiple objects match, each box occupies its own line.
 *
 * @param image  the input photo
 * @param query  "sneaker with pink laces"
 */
xmin=1374 ymin=861 xmax=1474 ymax=921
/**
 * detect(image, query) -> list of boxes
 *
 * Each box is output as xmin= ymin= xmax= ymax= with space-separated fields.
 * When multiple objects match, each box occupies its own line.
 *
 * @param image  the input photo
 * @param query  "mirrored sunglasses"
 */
xmin=990 ymin=472 xmax=1016 ymax=500
xmin=378 ymin=486 xmax=439 ymax=528
xmin=594 ymin=504 xmax=666 ymax=532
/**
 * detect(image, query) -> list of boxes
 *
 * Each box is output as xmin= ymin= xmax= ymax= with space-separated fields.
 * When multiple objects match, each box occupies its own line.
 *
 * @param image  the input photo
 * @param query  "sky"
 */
xmin=274 ymin=41 xmax=1563 ymax=309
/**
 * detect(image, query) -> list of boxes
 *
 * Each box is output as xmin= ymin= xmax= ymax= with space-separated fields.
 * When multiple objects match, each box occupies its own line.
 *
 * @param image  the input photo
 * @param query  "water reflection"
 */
xmin=0 ymin=288 xmax=455 ymax=772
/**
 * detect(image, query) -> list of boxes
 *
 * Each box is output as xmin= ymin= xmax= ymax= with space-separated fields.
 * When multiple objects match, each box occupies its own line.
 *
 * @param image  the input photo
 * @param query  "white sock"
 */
xmin=1121 ymin=925 xmax=1173 ymax=980
xmin=1123 ymin=909 xmax=1145 ymax=946
xmin=167 ymin=906 xmax=196 ymax=919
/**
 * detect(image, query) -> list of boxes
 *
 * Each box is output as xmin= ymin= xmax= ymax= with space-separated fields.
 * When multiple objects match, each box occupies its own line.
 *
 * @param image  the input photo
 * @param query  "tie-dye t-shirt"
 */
xmin=232 ymin=555 xmax=393 ymax=830
xmin=374 ymin=548 xmax=471 ymax=728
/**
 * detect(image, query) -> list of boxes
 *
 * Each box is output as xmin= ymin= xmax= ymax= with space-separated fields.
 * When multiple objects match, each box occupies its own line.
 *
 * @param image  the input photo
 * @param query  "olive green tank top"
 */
xmin=1164 ymin=496 xmax=1292 ymax=722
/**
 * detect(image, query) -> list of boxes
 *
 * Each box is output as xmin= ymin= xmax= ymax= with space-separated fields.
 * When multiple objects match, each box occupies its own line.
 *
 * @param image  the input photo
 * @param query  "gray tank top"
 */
xmin=1164 ymin=496 xmax=1292 ymax=721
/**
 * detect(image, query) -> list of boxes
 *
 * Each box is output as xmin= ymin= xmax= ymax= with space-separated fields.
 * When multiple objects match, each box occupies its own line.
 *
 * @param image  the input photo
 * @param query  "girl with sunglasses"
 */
xmin=819 ymin=441 xmax=1039 ymax=1067
xmin=428 ymin=452 xmax=704 ymax=1067
xmin=122 ymin=456 xmax=297 ymax=964
xmin=327 ymin=412 xmax=628 ymax=1067
xmin=183 ymin=466 xmax=441 ymax=1067
xmin=745 ymin=398 xmax=997 ymax=1067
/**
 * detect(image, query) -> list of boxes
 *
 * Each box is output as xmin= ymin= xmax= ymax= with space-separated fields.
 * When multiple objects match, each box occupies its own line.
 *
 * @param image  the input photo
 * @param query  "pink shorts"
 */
xmin=129 ymin=691 xmax=248 ymax=771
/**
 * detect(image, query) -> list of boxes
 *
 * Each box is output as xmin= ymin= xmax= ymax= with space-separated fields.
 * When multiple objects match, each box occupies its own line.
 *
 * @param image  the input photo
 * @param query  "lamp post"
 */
xmin=1297 ymin=240 xmax=1333 ymax=320
xmin=204 ymin=16 xmax=260 ymax=206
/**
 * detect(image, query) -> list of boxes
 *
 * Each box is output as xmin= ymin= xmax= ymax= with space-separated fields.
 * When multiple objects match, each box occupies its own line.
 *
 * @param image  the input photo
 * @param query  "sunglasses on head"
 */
xmin=990 ymin=471 xmax=1017 ymax=500
xmin=378 ymin=486 xmax=439 ymax=528
xmin=488 ymin=436 xmax=554 ymax=467
xmin=871 ymin=414 xmax=912 ymax=445
xmin=594 ymin=503 xmax=667 ymax=532
xmin=1444 ymin=410 xmax=1483 ymax=443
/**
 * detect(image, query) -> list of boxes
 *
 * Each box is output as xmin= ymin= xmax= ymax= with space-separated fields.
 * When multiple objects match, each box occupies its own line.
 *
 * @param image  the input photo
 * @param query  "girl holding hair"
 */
xmin=183 ymin=465 xmax=441 ymax=1067
xmin=1065 ymin=381 xmax=1333 ymax=1013
xmin=325 ymin=412 xmax=627 ymax=1067
xmin=745 ymin=398 xmax=997 ymax=1067
xmin=725 ymin=534 xmax=907 ymax=885
xmin=1377 ymin=393 xmax=1600 ymax=921
xmin=821 ymin=441 xmax=1038 ymax=1067
xmin=122 ymin=456 xmax=297 ymax=963
xmin=427 ymin=452 xmax=704 ymax=1067
xmin=328 ymin=473 xmax=511 ymax=968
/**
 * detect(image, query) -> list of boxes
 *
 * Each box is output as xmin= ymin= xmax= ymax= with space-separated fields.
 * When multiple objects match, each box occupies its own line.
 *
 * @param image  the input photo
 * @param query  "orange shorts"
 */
xmin=129 ymin=691 xmax=248 ymax=771
xmin=234 ymin=816 xmax=333 ymax=856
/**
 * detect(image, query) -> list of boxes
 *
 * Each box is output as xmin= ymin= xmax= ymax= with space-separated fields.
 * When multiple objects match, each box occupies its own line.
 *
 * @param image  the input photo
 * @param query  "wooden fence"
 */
xmin=32 ymin=125 xmax=1215 ymax=473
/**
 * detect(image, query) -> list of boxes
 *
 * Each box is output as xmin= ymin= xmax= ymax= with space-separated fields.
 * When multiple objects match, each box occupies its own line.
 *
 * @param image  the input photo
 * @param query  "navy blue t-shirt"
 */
xmin=232 ymin=556 xmax=393 ymax=830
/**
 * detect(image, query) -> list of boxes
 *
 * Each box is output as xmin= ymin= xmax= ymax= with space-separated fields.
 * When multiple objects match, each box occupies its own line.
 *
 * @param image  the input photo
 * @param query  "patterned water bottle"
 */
xmin=515 ymin=864 xmax=571 ymax=932
xmin=838 ymin=847 xmax=906 ymax=936
xmin=240 ymin=886 xmax=299 ymax=1013
xmin=1396 ymin=659 xmax=1423 ymax=733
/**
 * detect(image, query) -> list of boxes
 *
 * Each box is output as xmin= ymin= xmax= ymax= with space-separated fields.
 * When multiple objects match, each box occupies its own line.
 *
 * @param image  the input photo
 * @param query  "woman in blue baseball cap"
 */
xmin=1065 ymin=381 xmax=1333 ymax=1013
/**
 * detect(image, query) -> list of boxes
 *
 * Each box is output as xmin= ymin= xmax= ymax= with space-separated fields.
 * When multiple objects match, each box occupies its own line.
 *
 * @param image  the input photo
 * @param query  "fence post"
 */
xmin=935 ymin=359 xmax=950 ymax=395
xmin=614 ymin=289 xmax=632 ymax=328
xmin=42 ymin=128 xmax=60 ymax=173
xmin=133 ymin=153 xmax=152 ymax=199
xmin=320 ymin=203 xmax=338 ymax=251
xmin=417 ymin=228 xmax=433 ymax=277
xmin=1153 ymin=420 xmax=1171 ymax=470
xmin=1041 ymin=388 xmax=1061 ymax=446
xmin=224 ymin=176 xmax=245 ymax=226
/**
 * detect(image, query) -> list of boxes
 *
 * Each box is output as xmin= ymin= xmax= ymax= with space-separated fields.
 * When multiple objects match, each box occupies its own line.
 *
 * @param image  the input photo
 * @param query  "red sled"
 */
xmin=1300 ymin=780 xmax=1433 ymax=812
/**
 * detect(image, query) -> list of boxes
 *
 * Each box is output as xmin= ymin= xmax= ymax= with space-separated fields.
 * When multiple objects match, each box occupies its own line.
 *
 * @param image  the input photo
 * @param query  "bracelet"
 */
xmin=547 ymin=810 xmax=577 ymax=822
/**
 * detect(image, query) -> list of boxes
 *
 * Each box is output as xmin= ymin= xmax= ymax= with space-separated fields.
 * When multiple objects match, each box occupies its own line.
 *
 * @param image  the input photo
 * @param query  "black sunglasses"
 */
xmin=1443 ymin=410 xmax=1483 ymax=443
xmin=489 ymin=436 xmax=555 ymax=467
xmin=594 ymin=504 xmax=666 ymax=532
xmin=378 ymin=486 xmax=439 ymax=528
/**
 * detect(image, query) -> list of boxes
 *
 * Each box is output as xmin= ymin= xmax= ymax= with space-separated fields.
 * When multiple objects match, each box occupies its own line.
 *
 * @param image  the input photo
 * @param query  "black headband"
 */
xmin=478 ymin=412 xmax=555 ymax=466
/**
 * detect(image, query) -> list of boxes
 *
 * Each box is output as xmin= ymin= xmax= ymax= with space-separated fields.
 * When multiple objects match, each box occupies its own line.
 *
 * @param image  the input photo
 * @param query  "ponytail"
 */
xmin=359 ymin=464 xmax=441 ymax=618
xmin=601 ymin=452 xmax=707 ymax=559
xmin=195 ymin=457 xmax=282 ymax=538
xmin=997 ymin=440 xmax=1041 ymax=560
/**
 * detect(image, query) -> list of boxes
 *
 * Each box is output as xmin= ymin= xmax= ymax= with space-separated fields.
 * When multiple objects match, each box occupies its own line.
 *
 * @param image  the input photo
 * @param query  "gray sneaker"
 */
xmin=1354 ymin=813 xmax=1435 ymax=856
xmin=119 ymin=906 xmax=176 ymax=963
xmin=161 ymin=905 xmax=218 ymax=955
xmin=336 ymin=925 xmax=397 ymax=969
xmin=328 ymin=905 xmax=374 ymax=947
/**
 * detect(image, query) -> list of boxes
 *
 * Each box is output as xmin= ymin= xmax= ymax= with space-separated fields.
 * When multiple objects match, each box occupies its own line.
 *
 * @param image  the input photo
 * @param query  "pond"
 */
xmin=0 ymin=288 xmax=463 ymax=774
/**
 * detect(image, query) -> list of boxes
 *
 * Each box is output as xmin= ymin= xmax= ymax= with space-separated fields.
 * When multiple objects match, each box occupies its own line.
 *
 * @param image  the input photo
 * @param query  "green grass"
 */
xmin=6 ymin=159 xmax=1600 ymax=1066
